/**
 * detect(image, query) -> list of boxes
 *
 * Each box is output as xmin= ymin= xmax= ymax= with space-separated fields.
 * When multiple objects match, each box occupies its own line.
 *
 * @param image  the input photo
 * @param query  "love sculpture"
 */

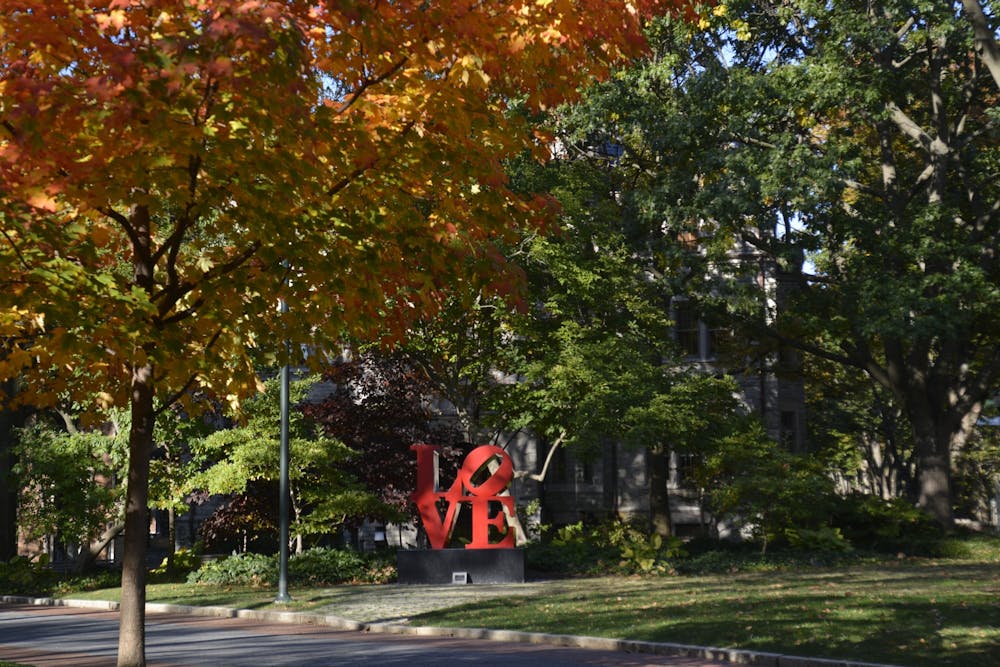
xmin=410 ymin=444 xmax=515 ymax=549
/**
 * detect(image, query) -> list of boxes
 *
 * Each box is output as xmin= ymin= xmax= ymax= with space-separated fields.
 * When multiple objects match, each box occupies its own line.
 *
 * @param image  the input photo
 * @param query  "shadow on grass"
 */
xmin=412 ymin=565 xmax=1000 ymax=667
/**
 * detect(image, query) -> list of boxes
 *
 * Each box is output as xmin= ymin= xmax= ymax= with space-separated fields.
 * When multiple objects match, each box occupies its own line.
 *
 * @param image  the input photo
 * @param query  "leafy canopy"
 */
xmin=0 ymin=0 xmax=689 ymax=414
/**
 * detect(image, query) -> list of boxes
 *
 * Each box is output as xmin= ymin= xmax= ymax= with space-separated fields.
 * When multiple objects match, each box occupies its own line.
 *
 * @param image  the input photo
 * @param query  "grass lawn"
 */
xmin=64 ymin=583 xmax=337 ymax=613
xmin=414 ymin=560 xmax=1000 ymax=667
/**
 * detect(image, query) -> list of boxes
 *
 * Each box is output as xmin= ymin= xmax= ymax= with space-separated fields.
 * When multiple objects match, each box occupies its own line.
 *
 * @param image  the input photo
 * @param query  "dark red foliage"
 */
xmin=198 ymin=481 xmax=279 ymax=554
xmin=302 ymin=352 xmax=471 ymax=525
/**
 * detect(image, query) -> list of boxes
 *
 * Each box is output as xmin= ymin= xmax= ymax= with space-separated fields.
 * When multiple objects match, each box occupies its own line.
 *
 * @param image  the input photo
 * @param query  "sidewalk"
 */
xmin=1 ymin=586 xmax=905 ymax=667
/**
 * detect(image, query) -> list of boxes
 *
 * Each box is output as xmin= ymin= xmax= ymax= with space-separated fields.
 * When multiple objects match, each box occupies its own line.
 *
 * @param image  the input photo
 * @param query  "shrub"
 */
xmin=695 ymin=421 xmax=839 ymax=553
xmin=186 ymin=548 xmax=397 ymax=586
xmin=606 ymin=521 xmax=686 ymax=574
xmin=783 ymin=526 xmax=853 ymax=553
xmin=187 ymin=552 xmax=277 ymax=586
xmin=526 ymin=519 xmax=686 ymax=576
xmin=150 ymin=547 xmax=202 ymax=582
xmin=0 ymin=555 xmax=56 ymax=596
xmin=289 ymin=547 xmax=366 ymax=585
xmin=54 ymin=569 xmax=122 ymax=595
xmin=526 ymin=521 xmax=618 ymax=575
xmin=830 ymin=494 xmax=943 ymax=554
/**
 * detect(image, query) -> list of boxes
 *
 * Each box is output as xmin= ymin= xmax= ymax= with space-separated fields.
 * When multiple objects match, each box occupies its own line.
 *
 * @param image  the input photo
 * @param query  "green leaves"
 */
xmin=12 ymin=418 xmax=122 ymax=546
xmin=191 ymin=376 xmax=381 ymax=540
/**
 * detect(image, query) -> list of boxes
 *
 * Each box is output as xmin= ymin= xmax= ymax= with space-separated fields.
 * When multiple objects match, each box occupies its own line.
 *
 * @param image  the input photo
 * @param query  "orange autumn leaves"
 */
xmin=0 ymin=0 xmax=694 ymax=412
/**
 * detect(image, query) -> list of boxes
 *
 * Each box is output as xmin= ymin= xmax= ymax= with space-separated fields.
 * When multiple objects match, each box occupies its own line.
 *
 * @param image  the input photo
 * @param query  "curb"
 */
xmin=1 ymin=595 xmax=905 ymax=667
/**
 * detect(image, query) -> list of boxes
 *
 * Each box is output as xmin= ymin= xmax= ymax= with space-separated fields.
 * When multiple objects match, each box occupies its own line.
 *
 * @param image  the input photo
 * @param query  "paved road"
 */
xmin=0 ymin=605 xmax=728 ymax=666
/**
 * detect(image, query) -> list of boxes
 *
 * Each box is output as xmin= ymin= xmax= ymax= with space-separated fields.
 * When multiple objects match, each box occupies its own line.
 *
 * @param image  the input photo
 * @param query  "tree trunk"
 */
xmin=0 ymin=379 xmax=24 ymax=560
xmin=908 ymin=412 xmax=955 ymax=530
xmin=166 ymin=506 xmax=176 ymax=572
xmin=916 ymin=445 xmax=953 ymax=529
xmin=647 ymin=446 xmax=672 ymax=537
xmin=906 ymin=399 xmax=980 ymax=531
xmin=117 ymin=363 xmax=155 ymax=667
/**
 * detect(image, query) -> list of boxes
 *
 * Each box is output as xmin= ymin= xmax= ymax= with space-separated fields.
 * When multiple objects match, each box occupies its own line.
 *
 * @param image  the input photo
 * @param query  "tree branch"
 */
xmin=326 ymin=120 xmax=417 ymax=197
xmin=334 ymin=56 xmax=409 ymax=115
xmin=155 ymin=373 xmax=200 ymax=416
xmin=962 ymin=0 xmax=1000 ymax=90
xmin=99 ymin=205 xmax=139 ymax=251
xmin=53 ymin=407 xmax=79 ymax=435
xmin=886 ymin=102 xmax=935 ymax=152
xmin=2 ymin=229 xmax=32 ymax=271
xmin=154 ymin=241 xmax=260 ymax=321
xmin=514 ymin=430 xmax=567 ymax=483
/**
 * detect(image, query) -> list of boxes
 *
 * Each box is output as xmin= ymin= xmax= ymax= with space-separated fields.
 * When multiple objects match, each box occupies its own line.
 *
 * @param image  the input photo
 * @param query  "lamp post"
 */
xmin=276 ymin=296 xmax=292 ymax=603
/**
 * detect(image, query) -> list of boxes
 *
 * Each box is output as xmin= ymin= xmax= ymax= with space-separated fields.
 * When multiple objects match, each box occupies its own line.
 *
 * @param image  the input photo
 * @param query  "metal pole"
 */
xmin=276 ymin=298 xmax=291 ymax=603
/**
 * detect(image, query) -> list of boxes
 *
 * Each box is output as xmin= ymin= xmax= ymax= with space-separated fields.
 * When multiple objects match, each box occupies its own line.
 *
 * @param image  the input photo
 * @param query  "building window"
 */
xmin=672 ymin=451 xmax=701 ymax=487
xmin=672 ymin=297 xmax=727 ymax=361
xmin=673 ymin=298 xmax=701 ymax=358
xmin=780 ymin=410 xmax=798 ymax=450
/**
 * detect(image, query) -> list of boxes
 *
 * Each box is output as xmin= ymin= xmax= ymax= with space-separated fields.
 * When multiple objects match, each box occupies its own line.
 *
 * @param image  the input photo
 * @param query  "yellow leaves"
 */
xmin=14 ymin=308 xmax=41 ymax=335
xmin=0 ymin=0 xmax=698 ymax=423
xmin=456 ymin=54 xmax=490 ymax=87
xmin=842 ymin=187 xmax=860 ymax=207
xmin=195 ymin=255 xmax=215 ymax=273
xmin=96 ymin=391 xmax=116 ymax=410
xmin=153 ymin=9 xmax=173 ymax=35
xmin=95 ymin=9 xmax=128 ymax=33
xmin=539 ymin=26 xmax=566 ymax=45
xmin=732 ymin=19 xmax=752 ymax=41
xmin=695 ymin=4 xmax=750 ymax=41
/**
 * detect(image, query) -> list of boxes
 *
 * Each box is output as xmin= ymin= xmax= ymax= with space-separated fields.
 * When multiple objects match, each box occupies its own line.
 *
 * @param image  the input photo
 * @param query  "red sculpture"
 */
xmin=410 ymin=444 xmax=516 ymax=549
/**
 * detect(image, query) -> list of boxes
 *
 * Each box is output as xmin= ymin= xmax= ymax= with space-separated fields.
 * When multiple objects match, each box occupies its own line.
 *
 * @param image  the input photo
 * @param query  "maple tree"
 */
xmin=0 ymin=1 xmax=689 ymax=664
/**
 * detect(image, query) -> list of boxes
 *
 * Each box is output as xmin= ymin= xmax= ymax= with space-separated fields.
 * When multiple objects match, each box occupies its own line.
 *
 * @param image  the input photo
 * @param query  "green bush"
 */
xmin=289 ymin=547 xmax=365 ymax=584
xmin=187 ymin=552 xmax=277 ymax=586
xmin=54 ymin=569 xmax=121 ymax=595
xmin=150 ymin=547 xmax=202 ymax=581
xmin=526 ymin=519 xmax=686 ymax=576
xmin=0 ymin=555 xmax=56 ymax=596
xmin=830 ymin=494 xmax=943 ymax=554
xmin=696 ymin=422 xmax=840 ymax=552
xmin=187 ymin=548 xmax=396 ymax=586
xmin=607 ymin=521 xmax=686 ymax=574
xmin=783 ymin=526 xmax=853 ymax=553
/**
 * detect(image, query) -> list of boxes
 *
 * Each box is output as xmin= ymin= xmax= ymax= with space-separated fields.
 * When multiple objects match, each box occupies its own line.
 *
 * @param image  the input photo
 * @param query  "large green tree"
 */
xmin=0 ymin=2 xmax=688 ymax=664
xmin=399 ymin=116 xmax=752 ymax=536
xmin=12 ymin=414 xmax=124 ymax=567
xmin=566 ymin=0 xmax=1000 ymax=528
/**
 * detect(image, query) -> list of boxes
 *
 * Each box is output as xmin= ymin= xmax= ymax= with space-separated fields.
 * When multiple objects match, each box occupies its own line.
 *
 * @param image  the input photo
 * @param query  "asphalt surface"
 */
xmin=0 ymin=585 xmax=905 ymax=667
xmin=0 ymin=602 xmax=729 ymax=667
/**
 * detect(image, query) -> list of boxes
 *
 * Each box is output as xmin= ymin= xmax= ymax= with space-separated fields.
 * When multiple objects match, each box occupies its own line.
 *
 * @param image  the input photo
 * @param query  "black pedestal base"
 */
xmin=396 ymin=548 xmax=525 ymax=585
